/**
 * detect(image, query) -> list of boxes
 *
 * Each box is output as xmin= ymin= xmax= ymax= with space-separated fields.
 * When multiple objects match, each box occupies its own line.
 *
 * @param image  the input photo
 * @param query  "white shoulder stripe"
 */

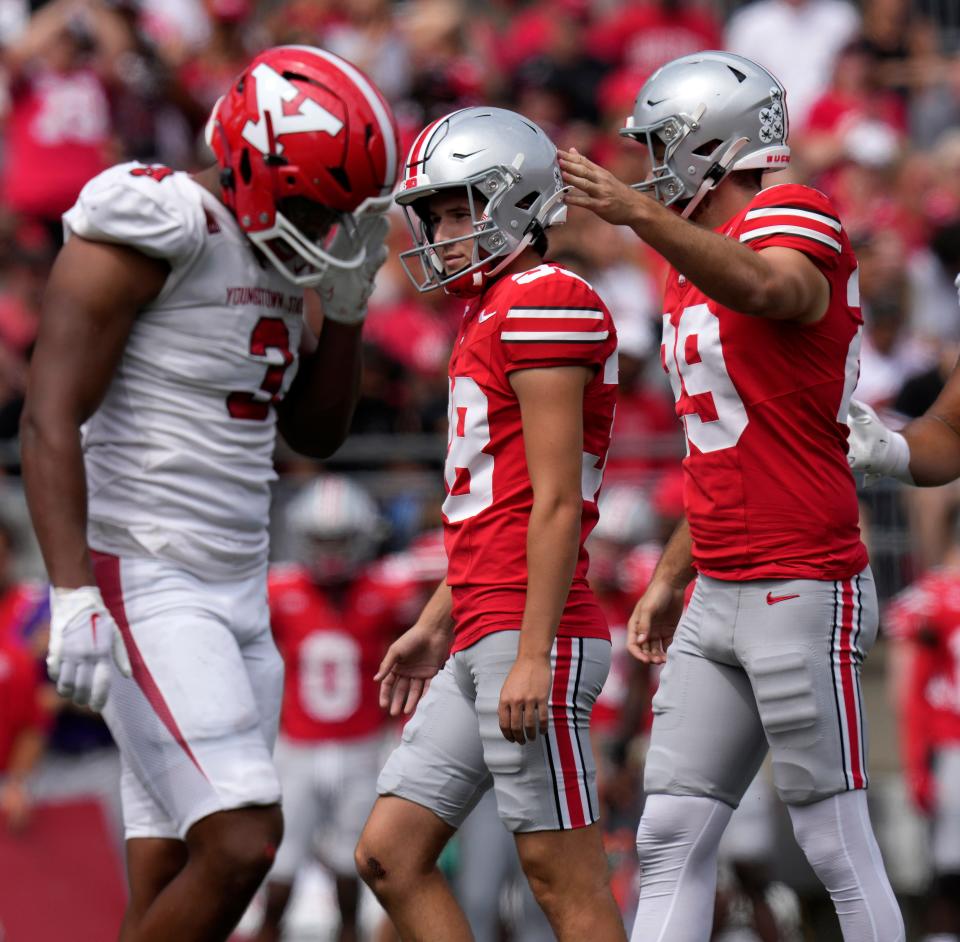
xmin=501 ymin=330 xmax=609 ymax=342
xmin=507 ymin=308 xmax=604 ymax=320
xmin=740 ymin=224 xmax=841 ymax=252
xmin=744 ymin=206 xmax=842 ymax=231
xmin=301 ymin=47 xmax=397 ymax=192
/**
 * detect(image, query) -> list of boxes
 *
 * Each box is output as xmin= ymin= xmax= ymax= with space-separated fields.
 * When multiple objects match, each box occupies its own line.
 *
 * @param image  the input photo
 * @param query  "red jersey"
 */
xmin=587 ymin=5 xmax=722 ymax=74
xmin=886 ymin=570 xmax=960 ymax=752
xmin=0 ymin=69 xmax=111 ymax=219
xmin=0 ymin=583 xmax=48 ymax=648
xmin=660 ymin=184 xmax=868 ymax=580
xmin=269 ymin=559 xmax=428 ymax=742
xmin=444 ymin=263 xmax=618 ymax=653
xmin=0 ymin=638 xmax=49 ymax=772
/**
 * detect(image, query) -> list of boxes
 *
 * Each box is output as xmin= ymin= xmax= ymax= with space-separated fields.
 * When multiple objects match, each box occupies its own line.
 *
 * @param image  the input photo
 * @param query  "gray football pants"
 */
xmin=645 ymin=568 xmax=878 ymax=806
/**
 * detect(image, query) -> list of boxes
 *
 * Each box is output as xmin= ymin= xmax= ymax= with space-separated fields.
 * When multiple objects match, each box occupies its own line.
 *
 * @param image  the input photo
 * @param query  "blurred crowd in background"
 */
xmin=2 ymin=0 xmax=960 ymax=939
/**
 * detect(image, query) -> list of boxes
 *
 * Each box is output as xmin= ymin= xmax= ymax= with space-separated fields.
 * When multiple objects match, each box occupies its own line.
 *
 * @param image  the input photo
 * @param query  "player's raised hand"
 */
xmin=498 ymin=654 xmax=551 ymax=745
xmin=375 ymin=619 xmax=450 ymax=717
xmin=557 ymin=148 xmax=645 ymax=226
xmin=846 ymin=399 xmax=913 ymax=484
xmin=47 ymin=586 xmax=133 ymax=712
xmin=628 ymin=578 xmax=685 ymax=664
xmin=316 ymin=208 xmax=390 ymax=325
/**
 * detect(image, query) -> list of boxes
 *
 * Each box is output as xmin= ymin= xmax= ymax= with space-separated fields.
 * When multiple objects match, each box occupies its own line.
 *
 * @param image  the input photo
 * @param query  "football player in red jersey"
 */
xmin=886 ymin=531 xmax=960 ymax=942
xmin=354 ymin=107 xmax=626 ymax=942
xmin=255 ymin=476 xmax=439 ymax=942
xmin=20 ymin=46 xmax=398 ymax=942
xmin=559 ymin=52 xmax=904 ymax=942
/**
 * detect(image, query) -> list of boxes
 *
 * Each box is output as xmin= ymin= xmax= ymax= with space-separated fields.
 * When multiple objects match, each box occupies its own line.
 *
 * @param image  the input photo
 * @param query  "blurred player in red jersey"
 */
xmin=355 ymin=106 xmax=626 ymax=942
xmin=20 ymin=45 xmax=399 ymax=942
xmin=255 ymin=476 xmax=441 ymax=942
xmin=588 ymin=487 xmax=656 ymax=801
xmin=560 ymin=51 xmax=904 ymax=942
xmin=886 ymin=529 xmax=960 ymax=942
xmin=0 ymin=633 xmax=51 ymax=832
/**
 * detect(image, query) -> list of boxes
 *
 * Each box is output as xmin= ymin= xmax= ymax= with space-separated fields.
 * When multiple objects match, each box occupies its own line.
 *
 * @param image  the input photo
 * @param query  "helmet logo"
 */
xmin=758 ymin=91 xmax=785 ymax=145
xmin=242 ymin=63 xmax=343 ymax=155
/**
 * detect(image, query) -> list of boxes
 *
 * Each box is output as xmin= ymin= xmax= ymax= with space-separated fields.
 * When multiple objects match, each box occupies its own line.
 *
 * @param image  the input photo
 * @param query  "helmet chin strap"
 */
xmin=680 ymin=137 xmax=750 ymax=220
xmin=444 ymin=183 xmax=571 ymax=294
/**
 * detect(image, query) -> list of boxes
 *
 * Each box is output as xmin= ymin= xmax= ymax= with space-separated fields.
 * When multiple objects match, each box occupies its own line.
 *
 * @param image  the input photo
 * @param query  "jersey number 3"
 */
xmin=227 ymin=317 xmax=294 ymax=421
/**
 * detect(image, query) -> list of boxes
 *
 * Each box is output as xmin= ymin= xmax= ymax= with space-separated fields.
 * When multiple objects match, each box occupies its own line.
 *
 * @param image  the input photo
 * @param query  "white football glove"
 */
xmin=846 ymin=399 xmax=914 ymax=484
xmin=317 ymin=210 xmax=390 ymax=325
xmin=47 ymin=586 xmax=133 ymax=712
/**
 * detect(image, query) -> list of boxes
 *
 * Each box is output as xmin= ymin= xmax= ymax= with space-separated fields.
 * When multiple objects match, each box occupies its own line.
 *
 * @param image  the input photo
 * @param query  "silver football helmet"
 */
xmin=286 ymin=475 xmax=387 ymax=581
xmin=395 ymin=106 xmax=567 ymax=294
xmin=620 ymin=51 xmax=790 ymax=218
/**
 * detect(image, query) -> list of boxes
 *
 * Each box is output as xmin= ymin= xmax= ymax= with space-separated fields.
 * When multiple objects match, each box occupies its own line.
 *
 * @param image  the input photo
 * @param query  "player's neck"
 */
xmin=192 ymin=164 xmax=225 ymax=204
xmin=498 ymin=246 xmax=545 ymax=280
xmin=689 ymin=180 xmax=758 ymax=230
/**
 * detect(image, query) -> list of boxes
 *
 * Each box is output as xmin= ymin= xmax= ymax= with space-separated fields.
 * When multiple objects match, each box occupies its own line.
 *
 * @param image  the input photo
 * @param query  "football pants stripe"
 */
xmin=570 ymin=637 xmax=595 ymax=822
xmin=547 ymin=636 xmax=587 ymax=829
xmin=832 ymin=578 xmax=867 ymax=791
xmin=92 ymin=551 xmax=208 ymax=780
xmin=831 ymin=580 xmax=851 ymax=790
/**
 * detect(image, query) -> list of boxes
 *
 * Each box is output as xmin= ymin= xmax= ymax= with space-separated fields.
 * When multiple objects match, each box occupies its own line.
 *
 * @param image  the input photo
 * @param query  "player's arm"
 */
xmin=276 ymin=313 xmax=362 ymax=459
xmin=0 ymin=707 xmax=46 ymax=833
xmin=21 ymin=236 xmax=168 ymax=586
xmin=900 ymin=367 xmax=960 ymax=484
xmin=20 ymin=236 xmax=167 ymax=708
xmin=559 ymin=150 xmax=828 ymax=324
xmin=375 ymin=580 xmax=454 ymax=716
xmin=847 ymin=372 xmax=960 ymax=486
xmin=628 ymin=518 xmax=694 ymax=664
xmin=276 ymin=213 xmax=389 ymax=458
xmin=499 ymin=365 xmax=592 ymax=744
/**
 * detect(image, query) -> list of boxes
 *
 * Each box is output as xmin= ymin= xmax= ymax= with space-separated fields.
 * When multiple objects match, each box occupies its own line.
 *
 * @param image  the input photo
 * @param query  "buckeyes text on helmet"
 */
xmin=206 ymin=45 xmax=400 ymax=286
xmin=394 ymin=106 xmax=568 ymax=296
xmin=620 ymin=51 xmax=790 ymax=219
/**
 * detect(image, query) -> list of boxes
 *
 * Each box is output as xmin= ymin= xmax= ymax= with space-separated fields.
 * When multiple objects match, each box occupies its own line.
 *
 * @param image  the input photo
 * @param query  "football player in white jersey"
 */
xmin=847 ymin=277 xmax=960 ymax=487
xmin=19 ymin=46 xmax=399 ymax=942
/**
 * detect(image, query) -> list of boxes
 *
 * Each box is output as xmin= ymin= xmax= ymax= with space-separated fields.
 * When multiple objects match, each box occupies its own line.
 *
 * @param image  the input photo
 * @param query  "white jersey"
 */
xmin=64 ymin=162 xmax=305 ymax=578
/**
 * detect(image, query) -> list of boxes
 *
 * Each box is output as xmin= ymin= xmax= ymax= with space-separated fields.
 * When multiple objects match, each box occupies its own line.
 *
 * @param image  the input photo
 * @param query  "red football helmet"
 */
xmin=205 ymin=45 xmax=400 ymax=285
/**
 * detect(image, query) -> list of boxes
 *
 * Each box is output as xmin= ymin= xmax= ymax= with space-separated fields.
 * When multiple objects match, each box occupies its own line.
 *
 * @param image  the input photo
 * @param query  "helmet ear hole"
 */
xmin=239 ymin=148 xmax=253 ymax=186
xmin=692 ymin=139 xmax=724 ymax=157
xmin=514 ymin=191 xmax=539 ymax=210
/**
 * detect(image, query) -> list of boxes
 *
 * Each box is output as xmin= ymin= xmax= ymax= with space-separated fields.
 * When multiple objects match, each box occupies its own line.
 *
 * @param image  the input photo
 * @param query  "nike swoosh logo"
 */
xmin=766 ymin=592 xmax=800 ymax=606
xmin=91 ymin=612 xmax=100 ymax=642
xmin=478 ymin=309 xmax=496 ymax=323
xmin=647 ymin=97 xmax=669 ymax=106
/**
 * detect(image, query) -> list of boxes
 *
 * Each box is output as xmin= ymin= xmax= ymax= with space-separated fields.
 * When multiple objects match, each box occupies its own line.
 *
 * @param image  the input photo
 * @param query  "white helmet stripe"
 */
xmin=287 ymin=45 xmax=398 ymax=192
